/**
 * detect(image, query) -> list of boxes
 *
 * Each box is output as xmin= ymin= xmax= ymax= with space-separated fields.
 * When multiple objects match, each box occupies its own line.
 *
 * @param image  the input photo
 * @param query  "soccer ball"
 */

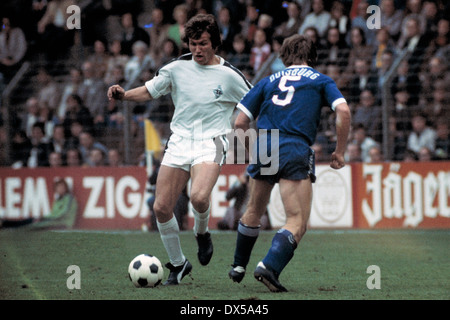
xmin=128 ymin=254 xmax=164 ymax=288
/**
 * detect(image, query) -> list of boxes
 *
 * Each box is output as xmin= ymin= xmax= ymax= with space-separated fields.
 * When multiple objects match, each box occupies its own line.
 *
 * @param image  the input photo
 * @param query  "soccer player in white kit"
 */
xmin=108 ymin=14 xmax=251 ymax=285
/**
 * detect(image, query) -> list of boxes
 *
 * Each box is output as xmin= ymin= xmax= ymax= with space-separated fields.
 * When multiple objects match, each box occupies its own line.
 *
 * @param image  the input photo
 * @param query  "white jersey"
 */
xmin=145 ymin=53 xmax=252 ymax=139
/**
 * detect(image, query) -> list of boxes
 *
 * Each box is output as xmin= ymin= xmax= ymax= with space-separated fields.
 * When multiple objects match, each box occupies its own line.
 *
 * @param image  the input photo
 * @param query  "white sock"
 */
xmin=157 ymin=216 xmax=185 ymax=267
xmin=192 ymin=203 xmax=211 ymax=236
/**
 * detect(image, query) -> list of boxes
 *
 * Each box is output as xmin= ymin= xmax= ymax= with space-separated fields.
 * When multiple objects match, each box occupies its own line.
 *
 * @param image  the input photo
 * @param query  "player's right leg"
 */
xmin=229 ymin=178 xmax=273 ymax=283
xmin=153 ymin=164 xmax=192 ymax=285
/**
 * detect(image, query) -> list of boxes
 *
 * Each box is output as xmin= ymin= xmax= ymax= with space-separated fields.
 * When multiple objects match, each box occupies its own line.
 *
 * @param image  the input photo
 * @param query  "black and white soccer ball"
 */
xmin=128 ymin=254 xmax=164 ymax=288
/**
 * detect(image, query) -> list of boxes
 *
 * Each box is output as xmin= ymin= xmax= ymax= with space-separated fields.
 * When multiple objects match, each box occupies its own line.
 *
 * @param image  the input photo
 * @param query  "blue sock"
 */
xmin=262 ymin=229 xmax=297 ymax=275
xmin=233 ymin=222 xmax=260 ymax=269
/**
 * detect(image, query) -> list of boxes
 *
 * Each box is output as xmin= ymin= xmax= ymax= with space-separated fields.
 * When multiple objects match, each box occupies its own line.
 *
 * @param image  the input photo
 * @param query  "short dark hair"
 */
xmin=183 ymin=14 xmax=222 ymax=50
xmin=279 ymin=34 xmax=317 ymax=67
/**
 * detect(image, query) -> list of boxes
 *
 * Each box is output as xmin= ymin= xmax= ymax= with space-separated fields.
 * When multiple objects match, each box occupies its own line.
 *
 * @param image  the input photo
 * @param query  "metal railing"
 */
xmin=1 ymin=61 xmax=31 ymax=165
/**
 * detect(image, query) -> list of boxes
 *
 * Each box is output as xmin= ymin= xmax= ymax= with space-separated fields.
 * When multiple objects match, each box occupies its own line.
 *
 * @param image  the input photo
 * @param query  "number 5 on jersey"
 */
xmin=271 ymin=75 xmax=302 ymax=107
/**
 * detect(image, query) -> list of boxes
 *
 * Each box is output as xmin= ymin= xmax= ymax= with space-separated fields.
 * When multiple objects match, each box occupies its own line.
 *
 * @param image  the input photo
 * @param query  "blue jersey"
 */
xmin=237 ymin=65 xmax=346 ymax=145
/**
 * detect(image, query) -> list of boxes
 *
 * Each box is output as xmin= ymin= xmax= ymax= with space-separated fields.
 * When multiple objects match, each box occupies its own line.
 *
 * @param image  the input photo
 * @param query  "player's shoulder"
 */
xmin=156 ymin=53 xmax=193 ymax=75
xmin=220 ymin=59 xmax=253 ymax=89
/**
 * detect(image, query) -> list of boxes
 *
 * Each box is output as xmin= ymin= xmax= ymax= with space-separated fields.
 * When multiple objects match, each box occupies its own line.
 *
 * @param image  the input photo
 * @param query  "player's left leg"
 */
xmin=255 ymin=177 xmax=312 ymax=292
xmin=190 ymin=161 xmax=222 ymax=265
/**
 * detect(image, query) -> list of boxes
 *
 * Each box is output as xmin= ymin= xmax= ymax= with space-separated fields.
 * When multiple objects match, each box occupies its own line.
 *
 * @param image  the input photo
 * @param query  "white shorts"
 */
xmin=161 ymin=133 xmax=229 ymax=172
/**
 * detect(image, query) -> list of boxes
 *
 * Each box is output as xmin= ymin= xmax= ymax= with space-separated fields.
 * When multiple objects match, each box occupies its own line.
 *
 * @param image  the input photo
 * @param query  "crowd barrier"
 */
xmin=0 ymin=162 xmax=449 ymax=229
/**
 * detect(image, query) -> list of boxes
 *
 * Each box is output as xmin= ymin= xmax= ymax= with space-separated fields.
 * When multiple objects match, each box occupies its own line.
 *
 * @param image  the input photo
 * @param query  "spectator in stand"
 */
xmin=353 ymin=89 xmax=382 ymax=142
xmin=367 ymin=145 xmax=384 ymax=163
xmin=37 ymin=102 xmax=56 ymax=140
xmin=11 ymin=130 xmax=32 ymax=168
xmin=420 ymin=55 xmax=449 ymax=97
xmin=21 ymin=97 xmax=41 ymax=138
xmin=49 ymin=124 xmax=69 ymax=154
xmin=423 ymin=79 xmax=449 ymax=127
xmin=27 ymin=122 xmax=52 ymax=167
xmin=396 ymin=15 xmax=430 ymax=74
xmin=352 ymin=124 xmax=379 ymax=163
xmin=147 ymin=7 xmax=170 ymax=65
xmin=345 ymin=142 xmax=362 ymax=162
xmin=249 ymin=28 xmax=271 ymax=74
xmin=35 ymin=67 xmax=60 ymax=112
xmin=48 ymin=151 xmax=63 ymax=167
xmin=257 ymin=14 xmax=274 ymax=46
xmin=87 ymin=147 xmax=107 ymax=167
xmin=407 ymin=112 xmax=437 ymax=155
xmin=376 ymin=49 xmax=395 ymax=100
xmin=120 ymin=12 xmax=150 ymax=56
xmin=274 ymin=2 xmax=303 ymax=39
xmin=391 ymin=89 xmax=413 ymax=137
xmin=434 ymin=118 xmax=450 ymax=160
xmin=65 ymin=147 xmax=82 ymax=166
xmin=325 ymin=62 xmax=347 ymax=93
xmin=421 ymin=0 xmax=440 ymax=37
xmin=86 ymin=39 xmax=110 ymax=80
xmin=388 ymin=115 xmax=408 ymax=161
xmin=0 ymin=15 xmax=27 ymax=83
xmin=299 ymin=0 xmax=331 ymax=38
xmin=328 ymin=1 xmax=350 ymax=38
xmin=347 ymin=58 xmax=378 ymax=105
xmin=318 ymin=26 xmax=349 ymax=70
xmin=62 ymin=94 xmax=94 ymax=137
xmin=105 ymin=64 xmax=126 ymax=89
xmin=78 ymin=61 xmax=108 ymax=130
xmin=379 ymin=0 xmax=404 ymax=40
xmin=167 ymin=4 xmax=189 ymax=50
xmin=372 ymin=27 xmax=396 ymax=72
xmin=37 ymin=0 xmax=75 ymax=61
xmin=240 ymin=3 xmax=259 ymax=43
xmin=227 ymin=34 xmax=251 ymax=72
xmin=269 ymin=36 xmax=286 ymax=74
xmin=346 ymin=26 xmax=374 ymax=75
xmin=108 ymin=148 xmax=124 ymax=166
xmin=348 ymin=0 xmax=376 ymax=46
xmin=217 ymin=6 xmax=240 ymax=54
xmin=155 ymin=38 xmax=180 ymax=69
xmin=104 ymin=40 xmax=130 ymax=86
xmin=65 ymin=121 xmax=83 ymax=150
xmin=391 ymin=59 xmax=421 ymax=106
xmin=423 ymin=17 xmax=449 ymax=64
xmin=57 ymin=67 xmax=83 ymax=122
xmin=124 ymin=41 xmax=155 ymax=83
xmin=78 ymin=130 xmax=108 ymax=167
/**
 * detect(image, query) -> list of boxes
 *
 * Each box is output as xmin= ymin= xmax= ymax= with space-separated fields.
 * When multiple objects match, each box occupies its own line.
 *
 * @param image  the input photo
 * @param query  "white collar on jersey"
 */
xmin=287 ymin=65 xmax=311 ymax=68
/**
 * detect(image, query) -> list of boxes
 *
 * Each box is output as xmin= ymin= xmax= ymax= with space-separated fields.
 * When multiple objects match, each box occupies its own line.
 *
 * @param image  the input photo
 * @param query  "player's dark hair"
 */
xmin=183 ymin=14 xmax=222 ymax=50
xmin=279 ymin=34 xmax=317 ymax=67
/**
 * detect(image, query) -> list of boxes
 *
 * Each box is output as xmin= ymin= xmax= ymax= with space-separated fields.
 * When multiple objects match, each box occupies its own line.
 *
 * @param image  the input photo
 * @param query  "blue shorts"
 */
xmin=247 ymin=132 xmax=316 ymax=185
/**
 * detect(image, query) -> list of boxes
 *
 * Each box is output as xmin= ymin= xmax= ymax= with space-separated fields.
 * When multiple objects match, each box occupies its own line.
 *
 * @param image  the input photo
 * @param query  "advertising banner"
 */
xmin=352 ymin=162 xmax=450 ymax=228
xmin=1 ymin=162 xmax=449 ymax=229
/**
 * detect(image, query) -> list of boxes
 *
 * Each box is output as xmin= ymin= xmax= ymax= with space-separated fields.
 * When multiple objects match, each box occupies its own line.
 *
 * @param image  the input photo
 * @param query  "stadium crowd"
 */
xmin=0 ymin=0 xmax=449 ymax=168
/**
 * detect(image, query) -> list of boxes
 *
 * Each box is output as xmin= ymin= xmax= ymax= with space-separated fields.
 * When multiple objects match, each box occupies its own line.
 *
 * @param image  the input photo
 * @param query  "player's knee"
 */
xmin=190 ymin=191 xmax=210 ymax=213
xmin=153 ymin=200 xmax=172 ymax=221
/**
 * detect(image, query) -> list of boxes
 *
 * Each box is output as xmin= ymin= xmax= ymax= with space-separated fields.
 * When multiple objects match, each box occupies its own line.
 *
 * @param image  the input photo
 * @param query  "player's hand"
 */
xmin=107 ymin=85 xmax=125 ymax=101
xmin=330 ymin=152 xmax=345 ymax=169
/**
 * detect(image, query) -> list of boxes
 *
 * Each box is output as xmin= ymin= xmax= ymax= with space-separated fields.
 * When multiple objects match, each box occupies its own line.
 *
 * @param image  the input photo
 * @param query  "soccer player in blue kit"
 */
xmin=229 ymin=34 xmax=351 ymax=292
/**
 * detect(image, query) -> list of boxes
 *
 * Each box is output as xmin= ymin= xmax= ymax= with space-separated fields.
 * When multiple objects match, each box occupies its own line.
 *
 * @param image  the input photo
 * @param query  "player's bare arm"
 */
xmin=331 ymin=102 xmax=351 ymax=170
xmin=234 ymin=111 xmax=253 ymax=152
xmin=107 ymin=84 xmax=152 ymax=102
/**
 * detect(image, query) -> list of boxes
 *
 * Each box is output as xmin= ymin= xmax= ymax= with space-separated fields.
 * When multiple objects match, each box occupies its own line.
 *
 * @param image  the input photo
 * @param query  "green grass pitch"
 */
xmin=0 ymin=228 xmax=448 ymax=300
